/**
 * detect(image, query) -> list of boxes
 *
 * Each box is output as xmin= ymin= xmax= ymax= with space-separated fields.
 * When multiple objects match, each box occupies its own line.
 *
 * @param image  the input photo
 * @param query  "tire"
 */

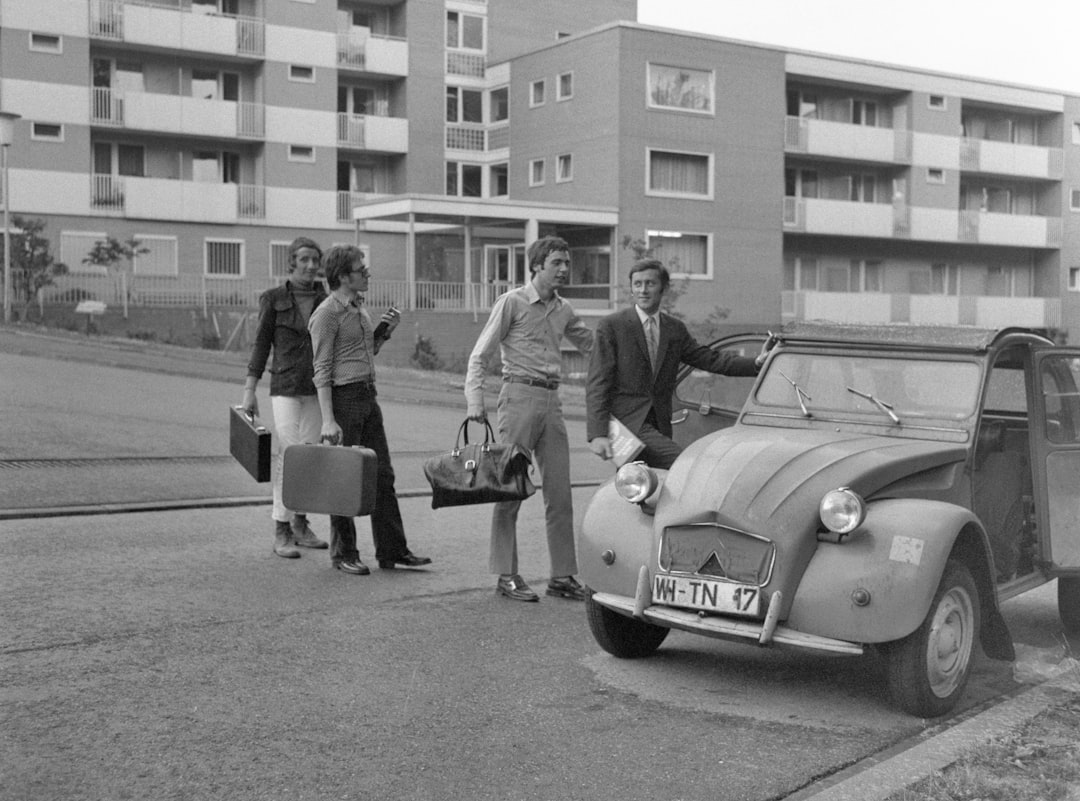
xmin=1059 ymin=576 xmax=1080 ymax=634
xmin=586 ymin=595 xmax=668 ymax=658
xmin=885 ymin=560 xmax=980 ymax=718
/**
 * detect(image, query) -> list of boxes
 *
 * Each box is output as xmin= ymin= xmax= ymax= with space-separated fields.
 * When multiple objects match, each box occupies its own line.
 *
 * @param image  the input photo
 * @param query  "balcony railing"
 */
xmin=783 ymin=115 xmax=902 ymax=163
xmin=90 ymin=176 xmax=266 ymax=221
xmin=338 ymin=114 xmax=365 ymax=147
xmin=959 ymin=137 xmax=1063 ymax=180
xmin=446 ymin=50 xmax=485 ymax=77
xmin=89 ymin=89 xmax=264 ymax=138
xmin=782 ymin=290 xmax=1061 ymax=329
xmin=238 ymin=184 xmax=265 ymax=219
xmin=337 ymin=31 xmax=409 ymax=75
xmin=487 ymin=123 xmax=509 ymax=150
xmin=88 ymin=0 xmax=265 ymax=57
xmin=91 ymin=174 xmax=125 ymax=211
xmin=446 ymin=124 xmax=485 ymax=151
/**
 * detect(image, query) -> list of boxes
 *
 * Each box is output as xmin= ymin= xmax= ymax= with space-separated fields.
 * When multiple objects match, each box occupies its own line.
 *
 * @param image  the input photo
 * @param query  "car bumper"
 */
xmin=591 ymin=565 xmax=864 ymax=656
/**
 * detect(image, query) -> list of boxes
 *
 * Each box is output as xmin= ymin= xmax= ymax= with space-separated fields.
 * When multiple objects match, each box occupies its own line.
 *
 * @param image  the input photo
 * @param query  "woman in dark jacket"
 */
xmin=240 ymin=237 xmax=328 ymax=558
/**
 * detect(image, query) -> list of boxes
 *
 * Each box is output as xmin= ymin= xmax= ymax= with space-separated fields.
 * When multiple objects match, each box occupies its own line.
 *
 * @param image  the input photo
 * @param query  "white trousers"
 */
xmin=270 ymin=394 xmax=322 ymax=522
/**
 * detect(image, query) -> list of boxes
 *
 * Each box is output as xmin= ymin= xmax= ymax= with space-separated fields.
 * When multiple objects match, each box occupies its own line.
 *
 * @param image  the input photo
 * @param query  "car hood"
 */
xmin=658 ymin=426 xmax=968 ymax=534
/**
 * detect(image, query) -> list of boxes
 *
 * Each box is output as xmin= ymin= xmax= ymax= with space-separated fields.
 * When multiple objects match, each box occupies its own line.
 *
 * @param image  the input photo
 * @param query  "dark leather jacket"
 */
xmin=246 ymin=281 xmax=327 ymax=396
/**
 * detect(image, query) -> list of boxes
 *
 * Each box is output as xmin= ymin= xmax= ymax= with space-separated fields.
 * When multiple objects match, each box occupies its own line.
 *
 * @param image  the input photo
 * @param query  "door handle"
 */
xmin=671 ymin=409 xmax=690 ymax=425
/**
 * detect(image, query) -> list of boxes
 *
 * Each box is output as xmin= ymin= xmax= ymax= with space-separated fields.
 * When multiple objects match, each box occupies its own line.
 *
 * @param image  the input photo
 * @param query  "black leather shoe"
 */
xmin=378 ymin=551 xmax=432 ymax=570
xmin=334 ymin=560 xmax=370 ymax=575
xmin=496 ymin=574 xmax=539 ymax=602
xmin=546 ymin=576 xmax=588 ymax=601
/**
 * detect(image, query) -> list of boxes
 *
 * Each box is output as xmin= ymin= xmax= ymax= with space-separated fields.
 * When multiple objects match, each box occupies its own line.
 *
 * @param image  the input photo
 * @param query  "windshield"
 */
xmin=755 ymin=352 xmax=981 ymax=421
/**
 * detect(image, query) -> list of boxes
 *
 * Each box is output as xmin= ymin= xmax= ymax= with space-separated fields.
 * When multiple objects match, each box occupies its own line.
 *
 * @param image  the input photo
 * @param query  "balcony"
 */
xmin=959 ymin=210 xmax=1061 ymax=248
xmin=336 ymin=113 xmax=408 ymax=153
xmin=90 ymin=175 xmax=265 ymax=223
xmin=446 ymin=50 xmax=485 ymax=78
xmin=91 ymin=89 xmax=265 ymax=139
xmin=784 ymin=116 xmax=909 ymax=163
xmin=337 ymin=190 xmax=392 ymax=223
xmin=336 ymin=30 xmax=409 ymax=76
xmin=786 ymin=198 xmax=1061 ymax=248
xmin=782 ymin=290 xmax=1061 ymax=329
xmin=960 ymin=138 xmax=1063 ymax=180
xmin=783 ymin=197 xmax=895 ymax=238
xmin=89 ymin=0 xmax=264 ymax=57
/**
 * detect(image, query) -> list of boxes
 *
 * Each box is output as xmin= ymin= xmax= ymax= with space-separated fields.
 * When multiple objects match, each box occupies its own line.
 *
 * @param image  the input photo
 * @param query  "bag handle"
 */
xmin=455 ymin=418 xmax=496 ymax=449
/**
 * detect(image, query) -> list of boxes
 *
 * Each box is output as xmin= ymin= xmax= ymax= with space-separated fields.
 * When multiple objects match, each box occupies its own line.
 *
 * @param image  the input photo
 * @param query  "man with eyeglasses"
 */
xmin=309 ymin=244 xmax=431 ymax=576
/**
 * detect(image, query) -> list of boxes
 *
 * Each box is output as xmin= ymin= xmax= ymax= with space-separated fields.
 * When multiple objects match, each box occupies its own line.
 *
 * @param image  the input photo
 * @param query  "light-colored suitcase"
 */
xmin=282 ymin=444 xmax=377 ymax=517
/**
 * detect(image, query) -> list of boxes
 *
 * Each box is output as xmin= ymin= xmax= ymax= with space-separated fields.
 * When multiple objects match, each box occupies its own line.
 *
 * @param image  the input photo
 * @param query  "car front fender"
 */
xmin=579 ymin=478 xmax=659 ymax=597
xmin=786 ymin=499 xmax=979 ymax=644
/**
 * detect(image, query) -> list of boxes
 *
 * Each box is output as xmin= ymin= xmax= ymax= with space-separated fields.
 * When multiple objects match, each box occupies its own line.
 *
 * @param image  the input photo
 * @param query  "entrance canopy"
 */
xmin=352 ymin=194 xmax=620 ymax=312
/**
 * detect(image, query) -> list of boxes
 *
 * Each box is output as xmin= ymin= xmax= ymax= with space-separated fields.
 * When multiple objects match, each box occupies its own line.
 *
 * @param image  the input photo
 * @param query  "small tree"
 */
xmin=83 ymin=236 xmax=149 ymax=307
xmin=0 ymin=215 xmax=68 ymax=321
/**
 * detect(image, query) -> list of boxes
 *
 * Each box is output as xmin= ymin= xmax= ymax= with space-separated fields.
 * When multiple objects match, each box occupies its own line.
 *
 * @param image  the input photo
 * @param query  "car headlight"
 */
xmin=614 ymin=462 xmax=658 ymax=504
xmin=819 ymin=487 xmax=866 ymax=535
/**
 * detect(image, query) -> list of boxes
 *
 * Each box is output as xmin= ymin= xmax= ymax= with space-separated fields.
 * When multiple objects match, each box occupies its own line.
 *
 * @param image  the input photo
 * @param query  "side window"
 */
xmin=984 ymin=349 xmax=1030 ymax=415
xmin=1040 ymin=356 xmax=1080 ymax=444
xmin=675 ymin=338 xmax=762 ymax=412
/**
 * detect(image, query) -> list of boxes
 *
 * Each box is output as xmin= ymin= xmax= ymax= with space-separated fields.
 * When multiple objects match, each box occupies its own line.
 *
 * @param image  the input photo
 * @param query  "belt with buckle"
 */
xmin=505 ymin=375 xmax=560 ymax=390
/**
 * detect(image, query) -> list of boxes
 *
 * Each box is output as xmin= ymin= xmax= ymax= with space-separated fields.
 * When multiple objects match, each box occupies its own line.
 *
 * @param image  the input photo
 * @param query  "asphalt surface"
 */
xmin=3 ymin=323 xmax=1079 ymax=801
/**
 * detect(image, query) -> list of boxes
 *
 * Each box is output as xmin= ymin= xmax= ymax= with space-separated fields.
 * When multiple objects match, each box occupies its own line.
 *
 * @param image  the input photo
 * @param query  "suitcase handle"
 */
xmin=232 ymin=405 xmax=267 ymax=433
xmin=455 ymin=418 xmax=496 ymax=448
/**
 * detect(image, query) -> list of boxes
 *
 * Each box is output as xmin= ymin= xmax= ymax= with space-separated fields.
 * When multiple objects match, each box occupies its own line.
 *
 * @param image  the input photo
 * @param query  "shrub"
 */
xmin=410 ymin=335 xmax=445 ymax=371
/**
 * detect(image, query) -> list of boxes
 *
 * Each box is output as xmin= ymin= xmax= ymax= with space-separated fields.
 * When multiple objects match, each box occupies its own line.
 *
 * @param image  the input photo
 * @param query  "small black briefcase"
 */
xmin=229 ymin=406 xmax=272 ymax=483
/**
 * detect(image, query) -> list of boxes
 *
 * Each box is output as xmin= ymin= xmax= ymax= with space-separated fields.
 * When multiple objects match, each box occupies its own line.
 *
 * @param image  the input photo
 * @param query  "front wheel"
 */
xmin=885 ymin=560 xmax=980 ymax=718
xmin=586 ymin=595 xmax=669 ymax=658
xmin=1059 ymin=576 xmax=1080 ymax=634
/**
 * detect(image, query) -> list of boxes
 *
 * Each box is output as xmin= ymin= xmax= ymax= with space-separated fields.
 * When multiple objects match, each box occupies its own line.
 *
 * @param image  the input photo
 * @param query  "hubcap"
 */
xmin=926 ymin=587 xmax=974 ymax=698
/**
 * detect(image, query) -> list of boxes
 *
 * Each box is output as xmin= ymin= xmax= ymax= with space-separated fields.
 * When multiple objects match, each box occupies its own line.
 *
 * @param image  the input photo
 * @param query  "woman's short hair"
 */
xmin=322 ymin=244 xmax=365 ymax=290
xmin=287 ymin=236 xmax=322 ymax=267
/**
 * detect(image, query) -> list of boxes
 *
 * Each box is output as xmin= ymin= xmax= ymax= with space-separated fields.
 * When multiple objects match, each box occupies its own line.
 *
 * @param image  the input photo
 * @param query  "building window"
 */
xmin=529 ymin=158 xmax=545 ymax=187
xmin=446 ymin=87 xmax=483 ymax=123
xmin=927 ymin=168 xmax=946 ymax=185
xmin=289 ymin=65 xmax=315 ymax=82
xmin=490 ymin=163 xmax=508 ymax=197
xmin=61 ymin=231 xmax=109 ymax=274
xmin=1073 ymin=123 xmax=1080 ymax=145
xmin=647 ymin=148 xmax=712 ymax=198
xmin=783 ymin=256 xmax=819 ymax=291
xmin=490 ymin=87 xmax=509 ymax=122
xmin=133 ymin=235 xmax=179 ymax=276
xmin=530 ymin=80 xmax=545 ymax=107
xmin=29 ymin=32 xmax=62 ymax=53
xmin=852 ymin=99 xmax=878 ymax=126
xmin=928 ymin=94 xmax=946 ymax=110
xmin=556 ymin=153 xmax=573 ymax=183
xmin=647 ymin=63 xmax=714 ymax=113
xmin=1070 ymin=268 xmax=1080 ymax=291
xmin=288 ymin=145 xmax=315 ymax=162
xmin=446 ymin=11 xmax=484 ymax=51
xmin=849 ymin=173 xmax=877 ymax=202
xmin=646 ymin=230 xmax=710 ymax=277
xmin=1071 ymin=189 xmax=1080 ymax=211
xmin=557 ymin=72 xmax=573 ymax=101
xmin=205 ymin=239 xmax=244 ymax=277
xmin=269 ymin=242 xmax=292 ymax=278
xmin=31 ymin=122 xmax=63 ymax=141
xmin=445 ymin=161 xmax=482 ymax=197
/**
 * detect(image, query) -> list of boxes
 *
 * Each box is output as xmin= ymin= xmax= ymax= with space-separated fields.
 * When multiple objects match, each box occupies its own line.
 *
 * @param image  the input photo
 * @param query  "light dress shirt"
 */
xmin=308 ymin=292 xmax=376 ymax=389
xmin=465 ymin=281 xmax=593 ymax=412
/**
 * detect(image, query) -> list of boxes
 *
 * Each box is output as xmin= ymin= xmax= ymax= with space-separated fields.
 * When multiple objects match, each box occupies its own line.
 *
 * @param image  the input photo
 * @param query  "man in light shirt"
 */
xmin=465 ymin=236 xmax=593 ymax=602
xmin=309 ymin=244 xmax=431 ymax=576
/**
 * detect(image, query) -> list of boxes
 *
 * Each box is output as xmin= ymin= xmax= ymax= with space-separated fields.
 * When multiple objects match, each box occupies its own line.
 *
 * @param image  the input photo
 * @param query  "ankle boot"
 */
xmin=291 ymin=514 xmax=328 ymax=549
xmin=273 ymin=520 xmax=300 ymax=558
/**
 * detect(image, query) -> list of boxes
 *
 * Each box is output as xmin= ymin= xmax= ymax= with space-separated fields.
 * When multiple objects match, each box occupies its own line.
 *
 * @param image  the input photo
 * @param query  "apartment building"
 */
xmin=4 ymin=4 xmax=1080 ymax=341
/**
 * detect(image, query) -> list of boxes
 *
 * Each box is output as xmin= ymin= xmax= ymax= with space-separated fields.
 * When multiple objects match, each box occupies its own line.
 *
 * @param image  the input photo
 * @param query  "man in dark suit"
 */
xmin=586 ymin=258 xmax=772 ymax=469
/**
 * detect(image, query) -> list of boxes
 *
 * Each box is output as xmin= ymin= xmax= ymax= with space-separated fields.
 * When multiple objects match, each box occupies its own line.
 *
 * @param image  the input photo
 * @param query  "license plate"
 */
xmin=652 ymin=574 xmax=761 ymax=616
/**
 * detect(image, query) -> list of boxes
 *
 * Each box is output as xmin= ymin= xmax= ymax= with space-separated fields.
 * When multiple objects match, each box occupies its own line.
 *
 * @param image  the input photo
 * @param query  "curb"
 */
xmin=787 ymin=670 xmax=1080 ymax=801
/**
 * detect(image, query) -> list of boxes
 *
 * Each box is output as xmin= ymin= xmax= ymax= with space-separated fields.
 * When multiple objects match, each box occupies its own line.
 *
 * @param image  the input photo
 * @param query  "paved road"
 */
xmin=0 ymin=325 xmax=1073 ymax=801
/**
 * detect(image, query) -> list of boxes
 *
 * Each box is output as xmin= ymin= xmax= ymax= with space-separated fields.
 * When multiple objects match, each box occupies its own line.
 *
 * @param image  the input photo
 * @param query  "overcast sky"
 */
xmin=635 ymin=0 xmax=1079 ymax=94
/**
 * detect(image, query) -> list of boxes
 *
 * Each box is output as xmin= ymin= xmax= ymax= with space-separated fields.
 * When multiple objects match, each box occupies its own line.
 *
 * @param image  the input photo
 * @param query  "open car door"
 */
xmin=1031 ymin=349 xmax=1080 ymax=573
xmin=670 ymin=333 xmax=767 ymax=450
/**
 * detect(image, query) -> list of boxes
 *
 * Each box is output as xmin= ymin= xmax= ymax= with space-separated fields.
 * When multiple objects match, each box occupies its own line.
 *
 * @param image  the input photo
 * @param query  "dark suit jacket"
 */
xmin=585 ymin=307 xmax=759 ymax=441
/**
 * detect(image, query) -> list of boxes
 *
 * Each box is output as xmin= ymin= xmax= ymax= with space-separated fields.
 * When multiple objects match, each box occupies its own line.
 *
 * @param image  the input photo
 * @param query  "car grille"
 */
xmin=659 ymin=523 xmax=775 ymax=585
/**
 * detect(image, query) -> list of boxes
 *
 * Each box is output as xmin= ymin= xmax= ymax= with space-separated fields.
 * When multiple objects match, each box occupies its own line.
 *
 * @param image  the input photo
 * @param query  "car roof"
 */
xmin=778 ymin=323 xmax=1053 ymax=353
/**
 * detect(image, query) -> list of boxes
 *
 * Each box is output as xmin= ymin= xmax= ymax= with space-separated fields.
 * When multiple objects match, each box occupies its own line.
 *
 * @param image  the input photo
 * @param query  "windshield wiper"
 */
xmin=846 ymin=386 xmax=901 ymax=425
xmin=777 ymin=370 xmax=812 ymax=417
